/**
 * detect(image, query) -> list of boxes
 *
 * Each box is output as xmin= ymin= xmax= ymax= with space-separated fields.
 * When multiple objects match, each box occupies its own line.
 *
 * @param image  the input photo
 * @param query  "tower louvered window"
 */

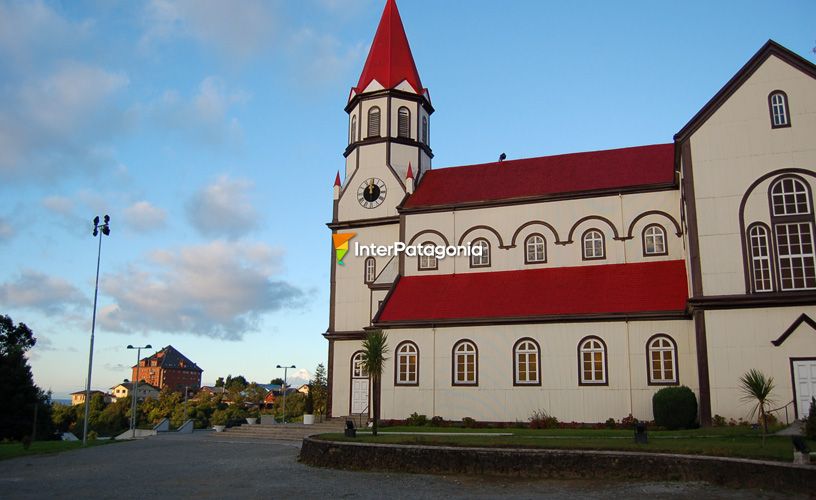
xmin=397 ymin=107 xmax=410 ymax=138
xmin=367 ymin=107 xmax=381 ymax=137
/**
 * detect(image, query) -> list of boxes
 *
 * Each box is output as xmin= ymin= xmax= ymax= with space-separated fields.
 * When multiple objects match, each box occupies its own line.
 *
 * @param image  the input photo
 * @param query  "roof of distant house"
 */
xmin=136 ymin=345 xmax=202 ymax=372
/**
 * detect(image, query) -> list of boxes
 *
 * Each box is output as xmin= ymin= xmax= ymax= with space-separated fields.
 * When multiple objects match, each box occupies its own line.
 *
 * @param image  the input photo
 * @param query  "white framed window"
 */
xmin=770 ymin=177 xmax=816 ymax=291
xmin=397 ymin=106 xmax=410 ymax=138
xmin=452 ymin=340 xmax=477 ymax=386
xmin=470 ymin=238 xmax=490 ymax=268
xmin=771 ymin=177 xmax=810 ymax=217
xmin=525 ymin=234 xmax=546 ymax=263
xmin=513 ymin=338 xmax=540 ymax=385
xmin=748 ymin=223 xmax=773 ymax=292
xmin=647 ymin=335 xmax=677 ymax=385
xmin=364 ymin=257 xmax=376 ymax=283
xmin=395 ymin=341 xmax=419 ymax=385
xmin=769 ymin=91 xmax=790 ymax=128
xmin=643 ymin=224 xmax=667 ymax=256
xmin=578 ymin=336 xmax=607 ymax=385
xmin=418 ymin=241 xmax=437 ymax=271
xmin=351 ymin=351 xmax=367 ymax=378
xmin=582 ymin=229 xmax=605 ymax=260
xmin=367 ymin=107 xmax=381 ymax=137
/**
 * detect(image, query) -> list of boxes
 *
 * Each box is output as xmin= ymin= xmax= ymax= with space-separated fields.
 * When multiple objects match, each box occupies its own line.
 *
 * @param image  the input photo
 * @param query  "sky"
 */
xmin=0 ymin=0 xmax=813 ymax=399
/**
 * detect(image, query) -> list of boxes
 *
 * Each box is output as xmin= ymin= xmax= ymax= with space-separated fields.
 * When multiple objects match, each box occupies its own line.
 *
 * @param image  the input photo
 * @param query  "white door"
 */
xmin=351 ymin=378 xmax=370 ymax=415
xmin=793 ymin=359 xmax=816 ymax=418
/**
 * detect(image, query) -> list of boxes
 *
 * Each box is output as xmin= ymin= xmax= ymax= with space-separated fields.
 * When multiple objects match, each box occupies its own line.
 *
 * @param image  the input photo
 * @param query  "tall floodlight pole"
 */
xmin=127 ymin=344 xmax=151 ymax=438
xmin=276 ymin=364 xmax=295 ymax=424
xmin=83 ymin=215 xmax=110 ymax=446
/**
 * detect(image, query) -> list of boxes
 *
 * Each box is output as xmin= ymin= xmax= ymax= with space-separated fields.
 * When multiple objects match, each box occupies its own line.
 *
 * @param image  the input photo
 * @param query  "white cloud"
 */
xmin=99 ymin=241 xmax=306 ymax=340
xmin=0 ymin=270 xmax=89 ymax=315
xmin=186 ymin=175 xmax=259 ymax=239
xmin=288 ymin=28 xmax=367 ymax=86
xmin=123 ymin=201 xmax=167 ymax=233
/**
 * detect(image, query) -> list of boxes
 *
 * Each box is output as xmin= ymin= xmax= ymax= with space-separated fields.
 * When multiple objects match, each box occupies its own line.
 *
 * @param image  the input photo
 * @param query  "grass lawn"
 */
xmin=0 ymin=439 xmax=117 ymax=461
xmin=316 ymin=426 xmax=814 ymax=462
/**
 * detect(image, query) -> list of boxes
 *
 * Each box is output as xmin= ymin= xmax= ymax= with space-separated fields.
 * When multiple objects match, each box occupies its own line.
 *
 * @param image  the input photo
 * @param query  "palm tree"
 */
xmin=739 ymin=369 xmax=776 ymax=439
xmin=361 ymin=329 xmax=388 ymax=437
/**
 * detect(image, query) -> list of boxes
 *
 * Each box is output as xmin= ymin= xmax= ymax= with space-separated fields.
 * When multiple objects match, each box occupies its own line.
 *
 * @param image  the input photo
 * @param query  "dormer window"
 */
xmin=398 ymin=107 xmax=410 ymax=138
xmin=367 ymin=107 xmax=381 ymax=137
xmin=769 ymin=91 xmax=790 ymax=128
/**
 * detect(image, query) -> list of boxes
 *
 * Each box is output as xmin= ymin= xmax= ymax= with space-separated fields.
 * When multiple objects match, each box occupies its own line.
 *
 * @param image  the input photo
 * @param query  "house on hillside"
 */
xmin=133 ymin=345 xmax=203 ymax=392
xmin=109 ymin=381 xmax=160 ymax=402
xmin=70 ymin=390 xmax=111 ymax=406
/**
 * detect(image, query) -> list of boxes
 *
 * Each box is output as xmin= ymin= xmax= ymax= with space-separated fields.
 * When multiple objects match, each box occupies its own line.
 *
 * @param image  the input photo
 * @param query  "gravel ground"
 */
xmin=0 ymin=432 xmax=799 ymax=499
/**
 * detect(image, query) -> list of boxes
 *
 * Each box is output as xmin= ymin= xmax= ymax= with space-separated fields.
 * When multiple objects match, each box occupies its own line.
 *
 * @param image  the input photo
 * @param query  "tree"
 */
xmin=215 ymin=377 xmax=225 ymax=388
xmin=225 ymin=375 xmax=248 ymax=392
xmin=311 ymin=363 xmax=328 ymax=416
xmin=270 ymin=377 xmax=285 ymax=386
xmin=739 ymin=369 xmax=776 ymax=439
xmin=0 ymin=314 xmax=53 ymax=440
xmin=361 ymin=329 xmax=388 ymax=436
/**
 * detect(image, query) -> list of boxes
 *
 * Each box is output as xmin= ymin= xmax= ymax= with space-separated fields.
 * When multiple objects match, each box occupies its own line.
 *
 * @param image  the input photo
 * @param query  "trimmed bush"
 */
xmin=806 ymin=398 xmax=816 ymax=440
xmin=652 ymin=386 xmax=698 ymax=430
xmin=430 ymin=416 xmax=445 ymax=427
xmin=406 ymin=412 xmax=427 ymax=426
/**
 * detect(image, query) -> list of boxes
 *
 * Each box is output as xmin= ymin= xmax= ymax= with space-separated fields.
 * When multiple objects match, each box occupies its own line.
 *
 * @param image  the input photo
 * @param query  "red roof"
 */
xmin=377 ymin=260 xmax=688 ymax=324
xmin=354 ymin=0 xmax=424 ymax=95
xmin=404 ymin=144 xmax=675 ymax=209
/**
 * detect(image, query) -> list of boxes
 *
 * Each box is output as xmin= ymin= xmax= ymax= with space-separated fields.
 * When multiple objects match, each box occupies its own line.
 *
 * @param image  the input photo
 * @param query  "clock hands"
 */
xmin=368 ymin=178 xmax=375 ymax=196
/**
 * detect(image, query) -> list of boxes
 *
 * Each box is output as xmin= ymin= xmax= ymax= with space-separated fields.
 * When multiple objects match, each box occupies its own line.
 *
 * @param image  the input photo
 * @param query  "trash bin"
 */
xmin=634 ymin=422 xmax=648 ymax=444
xmin=345 ymin=419 xmax=356 ymax=438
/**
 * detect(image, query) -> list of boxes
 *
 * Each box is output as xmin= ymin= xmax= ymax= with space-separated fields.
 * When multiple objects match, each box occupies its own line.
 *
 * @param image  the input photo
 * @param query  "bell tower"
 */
xmin=333 ymin=0 xmax=433 ymax=223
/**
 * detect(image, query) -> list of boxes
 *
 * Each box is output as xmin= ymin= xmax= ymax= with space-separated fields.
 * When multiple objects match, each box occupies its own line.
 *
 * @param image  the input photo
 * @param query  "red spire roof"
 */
xmin=334 ymin=171 xmax=341 ymax=187
xmin=354 ymin=0 xmax=424 ymax=95
xmin=406 ymin=162 xmax=414 ymax=179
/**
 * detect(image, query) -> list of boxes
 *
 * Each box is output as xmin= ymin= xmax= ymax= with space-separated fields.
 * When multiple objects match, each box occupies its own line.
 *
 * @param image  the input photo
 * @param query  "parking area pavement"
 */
xmin=0 ymin=432 xmax=798 ymax=499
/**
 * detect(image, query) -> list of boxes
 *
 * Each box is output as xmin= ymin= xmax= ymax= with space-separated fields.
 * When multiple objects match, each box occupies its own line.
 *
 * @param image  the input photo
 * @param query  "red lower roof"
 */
xmin=403 ymin=144 xmax=675 ymax=209
xmin=377 ymin=260 xmax=688 ymax=324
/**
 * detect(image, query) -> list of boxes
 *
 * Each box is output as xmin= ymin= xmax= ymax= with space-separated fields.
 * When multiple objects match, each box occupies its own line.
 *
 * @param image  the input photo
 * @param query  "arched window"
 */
xmin=470 ymin=238 xmax=490 ymax=268
xmin=364 ymin=257 xmax=376 ymax=283
xmin=642 ymin=224 xmax=667 ymax=256
xmin=770 ymin=176 xmax=816 ymax=290
xmin=418 ymin=241 xmax=438 ymax=271
xmin=513 ymin=338 xmax=540 ymax=385
xmin=582 ymin=229 xmax=605 ymax=260
xmin=578 ymin=336 xmax=607 ymax=385
xmin=421 ymin=116 xmax=428 ymax=144
xmin=452 ymin=340 xmax=477 ymax=386
xmin=747 ymin=223 xmax=773 ymax=292
xmin=395 ymin=341 xmax=419 ymax=385
xmin=768 ymin=91 xmax=790 ymax=128
xmin=647 ymin=335 xmax=678 ymax=385
xmin=367 ymin=107 xmax=381 ymax=138
xmin=350 ymin=115 xmax=357 ymax=144
xmin=397 ymin=106 xmax=410 ymax=138
xmin=351 ymin=351 xmax=367 ymax=378
xmin=525 ymin=234 xmax=546 ymax=264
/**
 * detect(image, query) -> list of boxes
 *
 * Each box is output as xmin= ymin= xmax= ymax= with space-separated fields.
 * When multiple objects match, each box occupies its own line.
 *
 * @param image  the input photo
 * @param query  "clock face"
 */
xmin=357 ymin=178 xmax=387 ymax=208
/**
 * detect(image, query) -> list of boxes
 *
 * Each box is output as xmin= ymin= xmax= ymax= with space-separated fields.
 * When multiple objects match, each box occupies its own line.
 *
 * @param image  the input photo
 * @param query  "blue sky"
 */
xmin=0 ymin=0 xmax=813 ymax=398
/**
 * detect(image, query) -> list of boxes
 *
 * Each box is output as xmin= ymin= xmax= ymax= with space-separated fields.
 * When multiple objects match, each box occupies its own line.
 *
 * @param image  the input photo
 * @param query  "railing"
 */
xmin=355 ymin=405 xmax=369 ymax=429
xmin=767 ymin=400 xmax=796 ymax=426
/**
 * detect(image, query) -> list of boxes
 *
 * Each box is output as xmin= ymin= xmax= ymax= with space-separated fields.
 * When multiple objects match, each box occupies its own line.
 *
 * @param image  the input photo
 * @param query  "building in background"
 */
xmin=133 ymin=345 xmax=203 ymax=392
xmin=109 ymin=381 xmax=160 ymax=402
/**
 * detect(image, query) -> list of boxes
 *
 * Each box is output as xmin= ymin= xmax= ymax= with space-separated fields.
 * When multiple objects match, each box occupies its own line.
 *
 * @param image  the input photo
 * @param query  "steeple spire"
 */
xmin=353 ymin=0 xmax=424 ymax=96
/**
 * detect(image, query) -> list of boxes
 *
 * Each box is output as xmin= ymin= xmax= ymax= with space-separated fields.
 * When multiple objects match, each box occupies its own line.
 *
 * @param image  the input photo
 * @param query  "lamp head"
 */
xmin=127 ymin=345 xmax=134 ymax=349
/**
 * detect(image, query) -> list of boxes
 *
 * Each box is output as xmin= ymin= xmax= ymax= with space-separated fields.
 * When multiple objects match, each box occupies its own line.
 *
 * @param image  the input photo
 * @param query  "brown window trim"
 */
xmin=768 ymin=90 xmax=791 ymax=129
xmin=417 ymin=241 xmax=438 ymax=271
xmin=642 ymin=223 xmax=669 ymax=257
xmin=581 ymin=228 xmax=606 ymax=261
xmin=767 ymin=174 xmax=816 ymax=292
xmin=512 ymin=337 xmax=541 ymax=386
xmin=363 ymin=257 xmax=376 ymax=284
xmin=645 ymin=333 xmax=679 ymax=386
xmin=577 ymin=335 xmax=609 ymax=386
xmin=469 ymin=238 xmax=491 ymax=268
xmin=451 ymin=339 xmax=478 ymax=386
xmin=745 ymin=221 xmax=775 ymax=293
xmin=394 ymin=340 xmax=420 ymax=387
xmin=523 ymin=233 xmax=547 ymax=265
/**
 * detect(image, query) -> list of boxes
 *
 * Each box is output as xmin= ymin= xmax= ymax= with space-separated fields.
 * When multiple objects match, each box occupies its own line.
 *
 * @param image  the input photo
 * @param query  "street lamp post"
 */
xmin=127 ymin=344 xmax=151 ymax=438
xmin=82 ymin=215 xmax=110 ymax=446
xmin=276 ymin=364 xmax=295 ymax=424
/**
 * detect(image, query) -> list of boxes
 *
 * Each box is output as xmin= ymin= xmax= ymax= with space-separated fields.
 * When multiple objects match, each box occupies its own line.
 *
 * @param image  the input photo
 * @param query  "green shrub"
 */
xmin=430 ymin=416 xmax=445 ymax=427
xmin=652 ymin=386 xmax=698 ymax=430
xmin=806 ymin=398 xmax=816 ymax=440
xmin=461 ymin=416 xmax=477 ymax=428
xmin=604 ymin=418 xmax=616 ymax=429
xmin=712 ymin=414 xmax=727 ymax=427
xmin=529 ymin=409 xmax=558 ymax=429
xmin=406 ymin=412 xmax=427 ymax=426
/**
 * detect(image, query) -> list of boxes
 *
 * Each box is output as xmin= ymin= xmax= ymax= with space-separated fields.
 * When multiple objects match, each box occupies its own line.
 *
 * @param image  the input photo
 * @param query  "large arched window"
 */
xmin=418 ymin=241 xmax=438 ymax=271
xmin=367 ymin=107 xmax=381 ymax=138
xmin=578 ymin=336 xmax=607 ymax=385
xmin=351 ymin=351 xmax=367 ymax=379
xmin=452 ymin=340 xmax=477 ymax=386
xmin=397 ymin=106 xmax=410 ymax=138
xmin=770 ymin=176 xmax=816 ymax=290
xmin=768 ymin=91 xmax=790 ymax=128
xmin=395 ymin=341 xmax=419 ymax=386
xmin=647 ymin=335 xmax=678 ymax=385
xmin=470 ymin=238 xmax=490 ymax=268
xmin=525 ymin=234 xmax=546 ymax=264
xmin=747 ymin=223 xmax=773 ymax=292
xmin=350 ymin=115 xmax=357 ymax=143
xmin=513 ymin=338 xmax=540 ymax=385
xmin=364 ymin=257 xmax=376 ymax=283
xmin=421 ymin=116 xmax=428 ymax=144
xmin=582 ymin=229 xmax=605 ymax=260
xmin=642 ymin=224 xmax=667 ymax=256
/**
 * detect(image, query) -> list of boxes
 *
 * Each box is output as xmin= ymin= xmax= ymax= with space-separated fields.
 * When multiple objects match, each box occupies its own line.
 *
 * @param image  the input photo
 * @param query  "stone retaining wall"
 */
xmin=299 ymin=438 xmax=815 ymax=494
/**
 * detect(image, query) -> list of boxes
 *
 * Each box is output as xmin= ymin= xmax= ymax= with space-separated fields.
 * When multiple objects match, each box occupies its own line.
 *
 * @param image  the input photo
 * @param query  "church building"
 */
xmin=325 ymin=0 xmax=816 ymax=425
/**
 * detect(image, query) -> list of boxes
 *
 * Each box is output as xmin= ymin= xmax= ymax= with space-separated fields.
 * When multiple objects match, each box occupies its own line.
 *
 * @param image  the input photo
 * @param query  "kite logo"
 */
xmin=332 ymin=232 xmax=356 ymax=266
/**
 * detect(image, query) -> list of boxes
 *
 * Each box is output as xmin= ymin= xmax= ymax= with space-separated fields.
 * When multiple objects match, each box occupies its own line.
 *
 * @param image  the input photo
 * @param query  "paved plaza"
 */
xmin=0 ymin=433 xmax=800 ymax=499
